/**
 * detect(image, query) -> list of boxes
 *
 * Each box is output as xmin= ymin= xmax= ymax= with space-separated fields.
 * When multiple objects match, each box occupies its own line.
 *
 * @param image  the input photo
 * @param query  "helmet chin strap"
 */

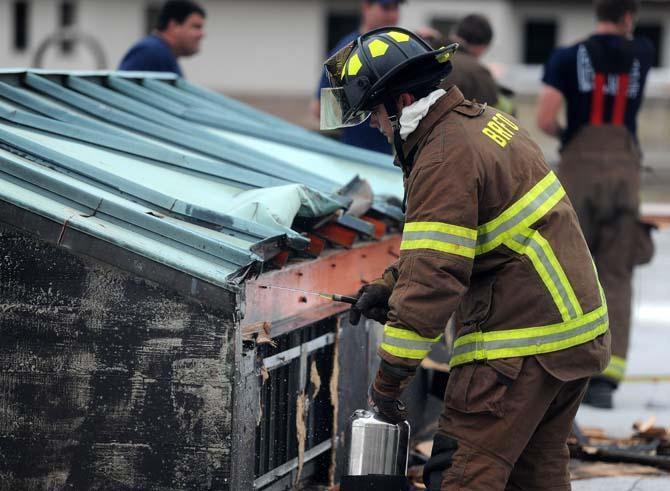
xmin=383 ymin=97 xmax=412 ymax=214
xmin=383 ymin=98 xmax=408 ymax=176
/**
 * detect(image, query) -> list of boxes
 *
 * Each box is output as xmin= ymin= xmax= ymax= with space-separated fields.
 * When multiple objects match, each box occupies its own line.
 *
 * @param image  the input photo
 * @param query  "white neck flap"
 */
xmin=399 ymin=89 xmax=447 ymax=141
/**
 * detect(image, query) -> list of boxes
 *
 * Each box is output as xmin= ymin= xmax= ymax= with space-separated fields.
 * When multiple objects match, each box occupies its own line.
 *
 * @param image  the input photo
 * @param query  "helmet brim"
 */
xmin=320 ymin=87 xmax=371 ymax=130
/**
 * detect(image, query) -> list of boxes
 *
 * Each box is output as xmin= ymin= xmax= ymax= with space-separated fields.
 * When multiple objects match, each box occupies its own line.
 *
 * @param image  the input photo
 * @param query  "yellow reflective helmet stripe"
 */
xmin=368 ymin=39 xmax=389 ymax=58
xmin=450 ymin=304 xmax=609 ymax=367
xmin=348 ymin=53 xmax=363 ymax=76
xmin=400 ymin=221 xmax=477 ymax=258
xmin=602 ymin=355 xmax=626 ymax=382
xmin=380 ymin=324 xmax=442 ymax=360
xmin=386 ymin=31 xmax=410 ymax=42
xmin=435 ymin=50 xmax=451 ymax=63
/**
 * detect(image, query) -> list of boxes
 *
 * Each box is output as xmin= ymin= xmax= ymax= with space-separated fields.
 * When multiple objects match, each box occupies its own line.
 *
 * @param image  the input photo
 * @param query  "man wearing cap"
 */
xmin=324 ymin=27 xmax=610 ymax=490
xmin=311 ymin=0 xmax=405 ymax=154
xmin=442 ymin=14 xmax=499 ymax=107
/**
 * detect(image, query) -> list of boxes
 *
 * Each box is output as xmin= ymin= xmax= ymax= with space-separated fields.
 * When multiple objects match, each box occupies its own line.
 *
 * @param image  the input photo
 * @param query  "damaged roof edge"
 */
xmin=0 ymin=198 xmax=246 ymax=312
xmin=0 ymin=153 xmax=264 ymax=266
xmin=0 ymin=69 xmax=406 ymax=287
xmin=0 ymin=181 xmax=255 ymax=290
xmin=0 ymin=126 xmax=313 ymax=251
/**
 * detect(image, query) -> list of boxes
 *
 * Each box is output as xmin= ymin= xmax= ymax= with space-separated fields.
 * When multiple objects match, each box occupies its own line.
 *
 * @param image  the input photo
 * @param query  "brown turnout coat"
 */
xmin=379 ymin=87 xmax=610 ymax=382
xmin=441 ymin=48 xmax=499 ymax=106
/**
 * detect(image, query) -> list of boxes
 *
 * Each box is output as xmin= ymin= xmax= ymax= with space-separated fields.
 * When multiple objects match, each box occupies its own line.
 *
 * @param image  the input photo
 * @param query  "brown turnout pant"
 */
xmin=432 ymin=357 xmax=587 ymax=490
xmin=558 ymin=125 xmax=641 ymax=383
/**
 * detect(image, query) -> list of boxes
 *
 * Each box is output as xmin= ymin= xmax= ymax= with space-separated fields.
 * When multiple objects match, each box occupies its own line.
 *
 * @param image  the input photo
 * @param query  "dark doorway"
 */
xmin=59 ymin=1 xmax=77 ymax=54
xmin=524 ymin=19 xmax=557 ymax=65
xmin=13 ymin=1 xmax=29 ymax=52
xmin=326 ymin=12 xmax=359 ymax=54
xmin=635 ymin=23 xmax=663 ymax=67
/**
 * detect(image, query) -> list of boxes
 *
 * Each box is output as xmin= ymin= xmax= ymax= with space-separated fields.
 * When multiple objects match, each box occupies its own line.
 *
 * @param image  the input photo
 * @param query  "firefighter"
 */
xmin=432 ymin=14 xmax=517 ymax=116
xmin=441 ymin=14 xmax=499 ymax=107
xmin=537 ymin=0 xmax=655 ymax=408
xmin=322 ymin=28 xmax=610 ymax=490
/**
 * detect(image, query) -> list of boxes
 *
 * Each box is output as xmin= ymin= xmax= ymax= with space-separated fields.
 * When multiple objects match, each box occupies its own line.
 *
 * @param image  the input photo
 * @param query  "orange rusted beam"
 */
xmin=313 ymin=222 xmax=358 ymax=248
xmin=360 ymin=215 xmax=387 ymax=240
xmin=270 ymin=250 xmax=290 ymax=268
xmin=305 ymin=234 xmax=326 ymax=257
xmin=243 ymin=235 xmax=401 ymax=333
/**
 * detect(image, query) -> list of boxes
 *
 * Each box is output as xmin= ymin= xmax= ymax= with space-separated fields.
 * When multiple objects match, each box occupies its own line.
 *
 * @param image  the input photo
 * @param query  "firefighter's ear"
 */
xmin=397 ymin=92 xmax=415 ymax=111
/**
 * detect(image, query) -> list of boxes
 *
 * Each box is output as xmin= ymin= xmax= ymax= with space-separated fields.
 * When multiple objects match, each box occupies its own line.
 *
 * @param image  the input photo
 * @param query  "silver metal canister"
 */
xmin=345 ymin=409 xmax=411 ymax=476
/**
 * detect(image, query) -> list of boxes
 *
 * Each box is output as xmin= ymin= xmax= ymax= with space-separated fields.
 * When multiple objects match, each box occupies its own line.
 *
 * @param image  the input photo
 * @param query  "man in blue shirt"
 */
xmin=119 ymin=0 xmax=206 ymax=76
xmin=311 ymin=0 xmax=405 ymax=154
xmin=537 ymin=0 xmax=654 ymax=409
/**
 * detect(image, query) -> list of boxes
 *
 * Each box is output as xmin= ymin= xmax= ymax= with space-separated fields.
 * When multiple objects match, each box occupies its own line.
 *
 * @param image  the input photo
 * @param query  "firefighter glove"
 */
xmin=369 ymin=384 xmax=407 ymax=425
xmin=349 ymin=267 xmax=397 ymax=325
xmin=350 ymin=283 xmax=391 ymax=325
xmin=368 ymin=361 xmax=415 ymax=424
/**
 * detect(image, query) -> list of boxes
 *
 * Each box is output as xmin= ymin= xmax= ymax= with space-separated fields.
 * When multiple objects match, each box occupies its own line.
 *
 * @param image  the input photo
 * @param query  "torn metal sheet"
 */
xmin=339 ymin=176 xmax=374 ymax=218
xmin=336 ymin=214 xmax=377 ymax=238
xmin=224 ymin=184 xmax=342 ymax=228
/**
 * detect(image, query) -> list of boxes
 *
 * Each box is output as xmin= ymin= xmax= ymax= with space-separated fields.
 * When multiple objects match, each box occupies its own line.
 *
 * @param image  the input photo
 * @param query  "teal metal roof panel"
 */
xmin=0 ymin=69 xmax=403 ymax=288
xmin=0 ymin=150 xmax=245 ymax=281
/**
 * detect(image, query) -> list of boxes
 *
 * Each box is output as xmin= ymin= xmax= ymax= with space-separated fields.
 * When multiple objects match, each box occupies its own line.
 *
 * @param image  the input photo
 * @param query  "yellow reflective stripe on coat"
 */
xmin=401 ymin=221 xmax=477 ymax=259
xmin=380 ymin=324 xmax=443 ymax=360
xmin=476 ymin=171 xmax=566 ymax=255
xmin=602 ymin=355 xmax=626 ymax=382
xmin=449 ymin=304 xmax=608 ymax=367
xmin=504 ymin=230 xmax=583 ymax=321
xmin=473 ymin=170 xmax=582 ymax=321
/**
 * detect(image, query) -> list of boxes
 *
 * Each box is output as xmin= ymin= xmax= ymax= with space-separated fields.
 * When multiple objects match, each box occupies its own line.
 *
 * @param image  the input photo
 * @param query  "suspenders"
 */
xmin=611 ymin=73 xmax=630 ymax=125
xmin=584 ymin=37 xmax=635 ymax=126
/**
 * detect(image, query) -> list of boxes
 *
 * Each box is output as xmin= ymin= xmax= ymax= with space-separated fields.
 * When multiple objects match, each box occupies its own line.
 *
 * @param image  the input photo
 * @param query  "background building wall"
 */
xmin=2 ymin=0 xmax=669 ymax=93
xmin=400 ymin=0 xmax=519 ymax=65
xmin=1 ymin=0 xmax=669 ymax=150
xmin=1 ymin=0 xmax=141 ymax=70
xmin=183 ymin=0 xmax=325 ymax=95
xmin=511 ymin=1 xmax=670 ymax=67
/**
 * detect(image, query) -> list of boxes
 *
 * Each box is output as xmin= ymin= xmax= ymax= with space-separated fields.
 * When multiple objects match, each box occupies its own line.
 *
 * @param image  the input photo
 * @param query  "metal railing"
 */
xmin=255 ymin=321 xmax=336 ymax=489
